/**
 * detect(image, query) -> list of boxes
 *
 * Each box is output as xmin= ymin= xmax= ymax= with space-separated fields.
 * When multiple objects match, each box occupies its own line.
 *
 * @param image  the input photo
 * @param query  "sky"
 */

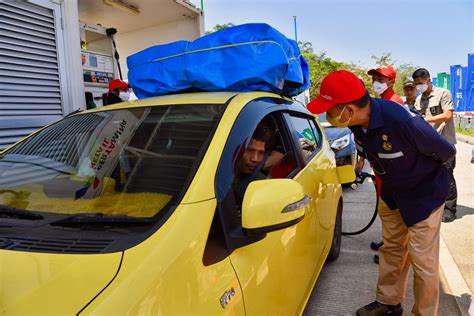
xmin=202 ymin=0 xmax=474 ymax=76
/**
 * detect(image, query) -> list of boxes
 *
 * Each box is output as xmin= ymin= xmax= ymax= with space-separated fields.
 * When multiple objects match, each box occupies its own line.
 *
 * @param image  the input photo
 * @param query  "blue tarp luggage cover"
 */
xmin=127 ymin=23 xmax=309 ymax=98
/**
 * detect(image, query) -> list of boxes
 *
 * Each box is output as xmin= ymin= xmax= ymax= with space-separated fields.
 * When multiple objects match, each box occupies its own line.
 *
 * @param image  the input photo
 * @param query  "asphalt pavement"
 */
xmin=304 ymin=141 xmax=474 ymax=315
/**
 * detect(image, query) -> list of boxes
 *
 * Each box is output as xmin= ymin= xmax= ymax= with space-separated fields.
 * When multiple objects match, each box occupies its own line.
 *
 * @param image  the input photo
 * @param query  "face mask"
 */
xmin=326 ymin=106 xmax=352 ymax=128
xmin=416 ymin=83 xmax=428 ymax=93
xmin=373 ymin=81 xmax=388 ymax=95
xmin=119 ymin=91 xmax=131 ymax=102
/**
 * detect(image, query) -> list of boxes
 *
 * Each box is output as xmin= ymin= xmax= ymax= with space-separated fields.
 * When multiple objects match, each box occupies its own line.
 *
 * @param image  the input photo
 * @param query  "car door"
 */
xmin=214 ymin=97 xmax=321 ymax=315
xmin=284 ymin=110 xmax=337 ymax=266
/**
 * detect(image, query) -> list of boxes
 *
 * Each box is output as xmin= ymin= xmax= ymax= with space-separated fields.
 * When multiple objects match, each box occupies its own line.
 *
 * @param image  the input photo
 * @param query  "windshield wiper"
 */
xmin=0 ymin=205 xmax=44 ymax=220
xmin=50 ymin=213 xmax=152 ymax=226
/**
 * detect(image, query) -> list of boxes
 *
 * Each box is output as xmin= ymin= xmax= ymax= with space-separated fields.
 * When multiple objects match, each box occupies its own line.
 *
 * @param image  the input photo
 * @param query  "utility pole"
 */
xmin=293 ymin=16 xmax=298 ymax=43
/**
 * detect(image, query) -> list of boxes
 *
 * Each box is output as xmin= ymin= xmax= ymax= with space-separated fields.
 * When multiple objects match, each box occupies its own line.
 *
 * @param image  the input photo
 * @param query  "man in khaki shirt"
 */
xmin=413 ymin=68 xmax=457 ymax=222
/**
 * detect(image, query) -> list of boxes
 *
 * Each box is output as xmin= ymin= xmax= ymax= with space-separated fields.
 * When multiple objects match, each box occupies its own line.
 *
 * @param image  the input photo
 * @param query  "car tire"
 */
xmin=327 ymin=202 xmax=342 ymax=261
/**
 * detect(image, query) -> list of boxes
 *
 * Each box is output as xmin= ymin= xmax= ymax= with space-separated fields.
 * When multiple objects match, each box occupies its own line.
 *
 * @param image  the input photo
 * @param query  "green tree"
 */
xmin=371 ymin=52 xmax=395 ymax=66
xmin=393 ymin=63 xmax=418 ymax=96
xmin=206 ymin=23 xmax=235 ymax=34
xmin=299 ymin=41 xmax=374 ymax=99
xmin=298 ymin=41 xmax=314 ymax=55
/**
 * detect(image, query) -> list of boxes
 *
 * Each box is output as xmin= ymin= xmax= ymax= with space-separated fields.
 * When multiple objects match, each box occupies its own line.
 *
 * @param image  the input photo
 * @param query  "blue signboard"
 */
xmin=432 ymin=77 xmax=438 ymax=87
xmin=462 ymin=66 xmax=468 ymax=110
xmin=450 ymin=65 xmax=463 ymax=111
xmin=466 ymin=53 xmax=474 ymax=112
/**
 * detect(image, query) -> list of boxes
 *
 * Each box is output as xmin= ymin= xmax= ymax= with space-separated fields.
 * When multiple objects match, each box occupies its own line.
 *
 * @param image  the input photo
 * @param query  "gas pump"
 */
xmin=79 ymin=23 xmax=120 ymax=107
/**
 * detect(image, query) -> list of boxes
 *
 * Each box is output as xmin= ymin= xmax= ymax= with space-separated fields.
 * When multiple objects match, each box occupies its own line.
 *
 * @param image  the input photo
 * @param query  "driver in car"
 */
xmin=232 ymin=128 xmax=267 ymax=209
xmin=232 ymin=118 xmax=296 ymax=210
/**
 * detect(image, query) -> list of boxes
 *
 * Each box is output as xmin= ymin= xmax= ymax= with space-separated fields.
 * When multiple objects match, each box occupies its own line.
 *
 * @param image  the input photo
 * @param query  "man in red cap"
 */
xmin=368 ymin=65 xmax=403 ymax=105
xmin=103 ymin=79 xmax=131 ymax=105
xmin=307 ymin=70 xmax=455 ymax=316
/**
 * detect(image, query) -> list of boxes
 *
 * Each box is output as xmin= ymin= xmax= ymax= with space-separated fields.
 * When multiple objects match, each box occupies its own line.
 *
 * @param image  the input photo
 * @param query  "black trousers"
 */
xmin=444 ymin=155 xmax=457 ymax=214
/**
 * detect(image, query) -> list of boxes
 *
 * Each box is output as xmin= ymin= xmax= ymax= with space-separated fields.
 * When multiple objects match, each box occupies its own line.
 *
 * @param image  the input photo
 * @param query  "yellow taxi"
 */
xmin=0 ymin=91 xmax=354 ymax=315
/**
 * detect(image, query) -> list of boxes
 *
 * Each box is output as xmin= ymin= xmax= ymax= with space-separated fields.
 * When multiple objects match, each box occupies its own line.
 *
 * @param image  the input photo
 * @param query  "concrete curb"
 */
xmin=456 ymin=134 xmax=474 ymax=145
xmin=439 ymin=235 xmax=472 ymax=315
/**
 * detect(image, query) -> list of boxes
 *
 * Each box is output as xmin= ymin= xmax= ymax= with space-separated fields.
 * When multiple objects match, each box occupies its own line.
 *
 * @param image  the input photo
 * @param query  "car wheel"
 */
xmin=327 ymin=202 xmax=342 ymax=261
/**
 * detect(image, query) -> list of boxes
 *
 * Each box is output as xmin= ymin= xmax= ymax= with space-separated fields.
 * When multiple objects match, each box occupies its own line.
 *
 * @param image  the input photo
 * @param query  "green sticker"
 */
xmin=301 ymin=128 xmax=314 ymax=141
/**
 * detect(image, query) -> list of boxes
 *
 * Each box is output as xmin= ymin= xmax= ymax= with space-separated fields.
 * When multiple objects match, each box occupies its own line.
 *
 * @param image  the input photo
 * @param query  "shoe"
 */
xmin=374 ymin=254 xmax=379 ymax=264
xmin=370 ymin=240 xmax=383 ymax=250
xmin=442 ymin=210 xmax=456 ymax=223
xmin=356 ymin=301 xmax=403 ymax=316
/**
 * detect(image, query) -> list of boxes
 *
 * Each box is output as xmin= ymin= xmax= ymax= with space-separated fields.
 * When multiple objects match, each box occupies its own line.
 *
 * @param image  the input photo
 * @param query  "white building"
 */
xmin=0 ymin=0 xmax=204 ymax=149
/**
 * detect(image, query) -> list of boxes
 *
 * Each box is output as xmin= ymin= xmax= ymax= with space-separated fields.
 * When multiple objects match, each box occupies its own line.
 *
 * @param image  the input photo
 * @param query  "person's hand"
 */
xmin=299 ymin=138 xmax=316 ymax=151
xmin=263 ymin=150 xmax=284 ymax=171
xmin=356 ymin=158 xmax=365 ymax=175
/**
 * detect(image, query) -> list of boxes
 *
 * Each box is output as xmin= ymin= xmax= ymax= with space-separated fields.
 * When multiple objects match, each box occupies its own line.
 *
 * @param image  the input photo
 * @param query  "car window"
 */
xmin=215 ymin=99 xmax=296 ymax=201
xmin=231 ymin=113 xmax=297 ymax=209
xmin=309 ymin=119 xmax=323 ymax=147
xmin=207 ymin=98 xmax=297 ymax=261
xmin=1 ymin=104 xmax=224 ymax=218
xmin=287 ymin=114 xmax=321 ymax=161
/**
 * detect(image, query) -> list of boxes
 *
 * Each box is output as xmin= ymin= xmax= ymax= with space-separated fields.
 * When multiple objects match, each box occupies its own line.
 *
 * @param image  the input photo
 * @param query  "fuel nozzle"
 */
xmin=350 ymin=171 xmax=373 ymax=190
xmin=355 ymin=171 xmax=375 ymax=184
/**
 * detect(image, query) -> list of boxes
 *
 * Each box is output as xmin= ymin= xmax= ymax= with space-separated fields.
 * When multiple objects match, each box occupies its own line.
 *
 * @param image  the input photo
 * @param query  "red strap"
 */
xmin=374 ymin=174 xmax=382 ymax=196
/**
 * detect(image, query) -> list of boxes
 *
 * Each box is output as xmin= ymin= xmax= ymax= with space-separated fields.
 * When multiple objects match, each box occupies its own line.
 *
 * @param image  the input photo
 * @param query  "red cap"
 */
xmin=108 ymin=79 xmax=130 ymax=92
xmin=307 ymin=70 xmax=367 ymax=114
xmin=367 ymin=65 xmax=397 ymax=80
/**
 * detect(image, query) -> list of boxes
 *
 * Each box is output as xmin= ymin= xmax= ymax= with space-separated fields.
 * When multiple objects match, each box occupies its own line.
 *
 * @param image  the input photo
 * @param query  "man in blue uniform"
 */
xmin=307 ymin=70 xmax=455 ymax=316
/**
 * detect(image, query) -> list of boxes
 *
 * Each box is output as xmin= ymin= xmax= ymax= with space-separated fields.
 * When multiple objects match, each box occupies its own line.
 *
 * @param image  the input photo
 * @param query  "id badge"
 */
xmin=429 ymin=105 xmax=442 ymax=116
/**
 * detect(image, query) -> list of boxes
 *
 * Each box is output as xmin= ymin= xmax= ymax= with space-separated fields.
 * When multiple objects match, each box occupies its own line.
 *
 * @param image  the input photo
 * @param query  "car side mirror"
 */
xmin=336 ymin=165 xmax=356 ymax=184
xmin=241 ymin=179 xmax=307 ymax=235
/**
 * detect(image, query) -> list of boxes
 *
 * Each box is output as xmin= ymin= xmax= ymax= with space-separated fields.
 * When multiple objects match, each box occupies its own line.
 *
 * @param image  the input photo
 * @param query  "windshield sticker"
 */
xmin=75 ymin=111 xmax=142 ymax=199
xmin=91 ymin=120 xmax=127 ymax=172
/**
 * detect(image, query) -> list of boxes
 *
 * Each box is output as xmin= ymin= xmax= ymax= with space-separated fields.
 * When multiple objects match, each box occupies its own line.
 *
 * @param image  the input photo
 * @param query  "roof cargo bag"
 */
xmin=127 ymin=23 xmax=309 ymax=99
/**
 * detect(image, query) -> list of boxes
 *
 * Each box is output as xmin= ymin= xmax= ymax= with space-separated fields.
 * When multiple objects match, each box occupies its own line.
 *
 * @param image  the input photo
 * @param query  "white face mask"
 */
xmin=119 ymin=91 xmax=131 ymax=102
xmin=373 ymin=81 xmax=388 ymax=95
xmin=416 ymin=83 xmax=428 ymax=93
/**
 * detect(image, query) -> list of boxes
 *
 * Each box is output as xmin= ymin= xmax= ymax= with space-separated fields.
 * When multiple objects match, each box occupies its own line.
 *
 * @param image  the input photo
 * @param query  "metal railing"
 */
xmin=454 ymin=113 xmax=474 ymax=133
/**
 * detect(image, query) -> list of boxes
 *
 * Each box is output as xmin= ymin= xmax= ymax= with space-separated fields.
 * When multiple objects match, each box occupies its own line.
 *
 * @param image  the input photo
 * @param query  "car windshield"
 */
xmin=0 ymin=104 xmax=224 ymax=218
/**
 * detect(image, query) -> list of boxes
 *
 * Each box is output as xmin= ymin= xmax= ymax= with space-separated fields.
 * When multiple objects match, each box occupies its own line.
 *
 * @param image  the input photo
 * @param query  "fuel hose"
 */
xmin=342 ymin=172 xmax=379 ymax=236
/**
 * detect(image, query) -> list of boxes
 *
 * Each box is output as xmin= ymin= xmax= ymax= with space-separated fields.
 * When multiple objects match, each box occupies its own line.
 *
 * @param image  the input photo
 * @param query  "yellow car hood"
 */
xmin=0 ymin=249 xmax=122 ymax=315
